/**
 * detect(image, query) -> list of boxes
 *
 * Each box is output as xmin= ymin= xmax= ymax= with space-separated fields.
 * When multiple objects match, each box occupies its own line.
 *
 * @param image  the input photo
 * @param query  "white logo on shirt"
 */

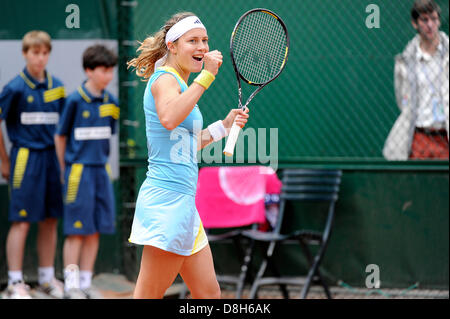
xmin=20 ymin=112 xmax=59 ymax=125
xmin=74 ymin=126 xmax=111 ymax=140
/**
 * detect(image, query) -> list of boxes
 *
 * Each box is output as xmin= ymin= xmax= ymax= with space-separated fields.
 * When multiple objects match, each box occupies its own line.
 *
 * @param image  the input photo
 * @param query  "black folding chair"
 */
xmin=241 ymin=169 xmax=342 ymax=299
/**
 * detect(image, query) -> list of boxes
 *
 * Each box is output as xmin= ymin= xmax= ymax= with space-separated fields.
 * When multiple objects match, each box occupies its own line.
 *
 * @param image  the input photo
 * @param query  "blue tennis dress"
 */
xmin=128 ymin=67 xmax=208 ymax=256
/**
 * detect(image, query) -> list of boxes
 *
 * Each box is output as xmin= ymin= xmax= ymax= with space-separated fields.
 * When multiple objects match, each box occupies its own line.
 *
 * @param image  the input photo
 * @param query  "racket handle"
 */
xmin=223 ymin=121 xmax=241 ymax=157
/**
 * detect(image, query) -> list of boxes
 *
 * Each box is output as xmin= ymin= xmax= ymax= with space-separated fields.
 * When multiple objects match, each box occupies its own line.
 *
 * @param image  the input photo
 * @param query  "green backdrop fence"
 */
xmin=128 ymin=0 xmax=449 ymax=162
xmin=0 ymin=0 xmax=448 ymax=291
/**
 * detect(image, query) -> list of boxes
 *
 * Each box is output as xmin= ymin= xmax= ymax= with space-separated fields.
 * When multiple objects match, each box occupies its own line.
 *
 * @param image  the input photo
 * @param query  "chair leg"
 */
xmin=300 ymin=254 xmax=333 ymax=299
xmin=305 ymin=208 xmax=336 ymax=299
xmin=300 ymin=258 xmax=317 ymax=298
xmin=249 ymin=240 xmax=282 ymax=299
xmin=298 ymin=239 xmax=332 ymax=299
xmin=249 ymin=257 xmax=268 ymax=299
xmin=179 ymin=283 xmax=188 ymax=299
xmin=318 ymin=273 xmax=332 ymax=298
xmin=235 ymin=238 xmax=255 ymax=299
xmin=249 ymin=241 xmax=274 ymax=300
xmin=267 ymin=255 xmax=289 ymax=299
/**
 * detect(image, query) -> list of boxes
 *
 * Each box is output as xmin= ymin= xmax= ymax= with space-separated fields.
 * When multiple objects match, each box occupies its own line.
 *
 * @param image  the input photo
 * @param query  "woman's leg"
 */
xmin=133 ymin=245 xmax=185 ymax=299
xmin=179 ymin=244 xmax=221 ymax=299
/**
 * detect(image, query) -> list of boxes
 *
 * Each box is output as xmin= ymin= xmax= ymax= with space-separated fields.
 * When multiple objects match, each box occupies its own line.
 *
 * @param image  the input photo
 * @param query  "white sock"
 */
xmin=38 ymin=266 xmax=54 ymax=285
xmin=64 ymin=264 xmax=80 ymax=291
xmin=8 ymin=270 xmax=24 ymax=286
xmin=79 ymin=271 xmax=93 ymax=290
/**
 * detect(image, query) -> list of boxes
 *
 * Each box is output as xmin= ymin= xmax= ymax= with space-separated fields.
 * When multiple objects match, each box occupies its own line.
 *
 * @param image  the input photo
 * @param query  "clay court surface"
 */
xmin=2 ymin=273 xmax=447 ymax=299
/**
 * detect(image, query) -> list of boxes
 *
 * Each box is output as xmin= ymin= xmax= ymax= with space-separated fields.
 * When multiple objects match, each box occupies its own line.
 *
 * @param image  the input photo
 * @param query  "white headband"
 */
xmin=154 ymin=16 xmax=206 ymax=71
xmin=165 ymin=16 xmax=206 ymax=46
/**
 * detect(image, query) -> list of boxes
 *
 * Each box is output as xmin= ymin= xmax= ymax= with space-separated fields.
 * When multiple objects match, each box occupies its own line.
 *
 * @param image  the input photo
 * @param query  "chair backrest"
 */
xmin=274 ymin=169 xmax=343 ymax=233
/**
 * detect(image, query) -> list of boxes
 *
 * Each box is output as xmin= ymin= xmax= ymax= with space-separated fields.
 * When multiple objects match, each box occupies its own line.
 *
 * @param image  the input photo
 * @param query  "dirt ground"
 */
xmin=1 ymin=273 xmax=448 ymax=299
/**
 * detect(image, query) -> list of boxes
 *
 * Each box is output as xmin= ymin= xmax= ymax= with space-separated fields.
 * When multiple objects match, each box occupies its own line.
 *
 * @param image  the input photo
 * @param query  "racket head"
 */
xmin=230 ymin=8 xmax=290 ymax=86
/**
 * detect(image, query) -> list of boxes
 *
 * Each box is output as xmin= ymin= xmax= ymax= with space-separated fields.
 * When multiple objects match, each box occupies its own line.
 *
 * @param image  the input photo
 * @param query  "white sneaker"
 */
xmin=64 ymin=288 xmax=87 ymax=299
xmin=37 ymin=278 xmax=64 ymax=299
xmin=5 ymin=281 xmax=32 ymax=299
xmin=82 ymin=286 xmax=104 ymax=299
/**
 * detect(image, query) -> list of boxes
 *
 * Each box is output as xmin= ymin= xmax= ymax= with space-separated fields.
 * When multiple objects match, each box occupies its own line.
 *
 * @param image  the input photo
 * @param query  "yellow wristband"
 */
xmin=194 ymin=69 xmax=215 ymax=90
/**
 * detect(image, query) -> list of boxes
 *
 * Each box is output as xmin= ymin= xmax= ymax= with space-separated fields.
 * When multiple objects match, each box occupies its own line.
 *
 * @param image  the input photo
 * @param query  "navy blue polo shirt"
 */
xmin=0 ymin=68 xmax=66 ymax=149
xmin=56 ymin=82 xmax=119 ymax=165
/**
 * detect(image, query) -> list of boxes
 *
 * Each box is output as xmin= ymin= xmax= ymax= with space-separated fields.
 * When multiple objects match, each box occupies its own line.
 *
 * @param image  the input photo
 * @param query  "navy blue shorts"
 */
xmin=63 ymin=163 xmax=116 ymax=235
xmin=9 ymin=146 xmax=63 ymax=222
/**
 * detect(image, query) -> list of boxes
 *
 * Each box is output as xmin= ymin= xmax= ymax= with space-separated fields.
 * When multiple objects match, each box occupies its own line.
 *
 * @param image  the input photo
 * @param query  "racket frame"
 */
xmin=224 ymin=8 xmax=289 ymax=156
xmin=230 ymin=7 xmax=290 ymax=110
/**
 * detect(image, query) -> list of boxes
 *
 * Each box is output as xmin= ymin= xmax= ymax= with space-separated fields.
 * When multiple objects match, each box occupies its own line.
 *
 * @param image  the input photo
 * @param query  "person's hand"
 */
xmin=1 ymin=159 xmax=10 ymax=181
xmin=223 ymin=108 xmax=250 ymax=131
xmin=203 ymin=50 xmax=223 ymax=76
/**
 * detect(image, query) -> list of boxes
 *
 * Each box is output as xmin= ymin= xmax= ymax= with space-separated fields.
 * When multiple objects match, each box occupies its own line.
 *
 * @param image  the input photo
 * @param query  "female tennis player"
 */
xmin=127 ymin=12 xmax=249 ymax=299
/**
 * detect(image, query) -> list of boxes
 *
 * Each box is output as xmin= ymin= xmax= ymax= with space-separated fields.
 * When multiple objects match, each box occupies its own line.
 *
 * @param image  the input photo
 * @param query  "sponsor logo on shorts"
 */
xmin=74 ymin=221 xmax=83 ymax=229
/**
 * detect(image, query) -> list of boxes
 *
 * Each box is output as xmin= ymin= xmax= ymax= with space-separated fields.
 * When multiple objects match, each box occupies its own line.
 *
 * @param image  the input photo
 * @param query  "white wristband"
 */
xmin=207 ymin=120 xmax=228 ymax=142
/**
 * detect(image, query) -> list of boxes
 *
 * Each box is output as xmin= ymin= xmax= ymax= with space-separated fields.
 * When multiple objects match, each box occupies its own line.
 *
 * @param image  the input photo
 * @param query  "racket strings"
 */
xmin=241 ymin=16 xmax=285 ymax=82
xmin=233 ymin=11 xmax=287 ymax=84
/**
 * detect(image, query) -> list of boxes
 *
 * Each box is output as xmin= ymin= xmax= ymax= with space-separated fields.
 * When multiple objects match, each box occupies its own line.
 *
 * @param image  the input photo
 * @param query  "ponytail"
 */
xmin=127 ymin=12 xmax=196 ymax=81
xmin=127 ymin=30 xmax=166 ymax=80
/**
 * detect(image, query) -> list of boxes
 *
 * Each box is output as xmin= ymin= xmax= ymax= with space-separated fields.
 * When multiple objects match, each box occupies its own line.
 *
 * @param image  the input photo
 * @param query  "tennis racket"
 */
xmin=223 ymin=8 xmax=289 ymax=156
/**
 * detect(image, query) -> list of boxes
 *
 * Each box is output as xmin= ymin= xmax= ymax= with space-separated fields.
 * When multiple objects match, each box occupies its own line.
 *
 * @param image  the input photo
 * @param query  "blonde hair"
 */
xmin=127 ymin=12 xmax=196 ymax=81
xmin=22 ymin=30 xmax=52 ymax=53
